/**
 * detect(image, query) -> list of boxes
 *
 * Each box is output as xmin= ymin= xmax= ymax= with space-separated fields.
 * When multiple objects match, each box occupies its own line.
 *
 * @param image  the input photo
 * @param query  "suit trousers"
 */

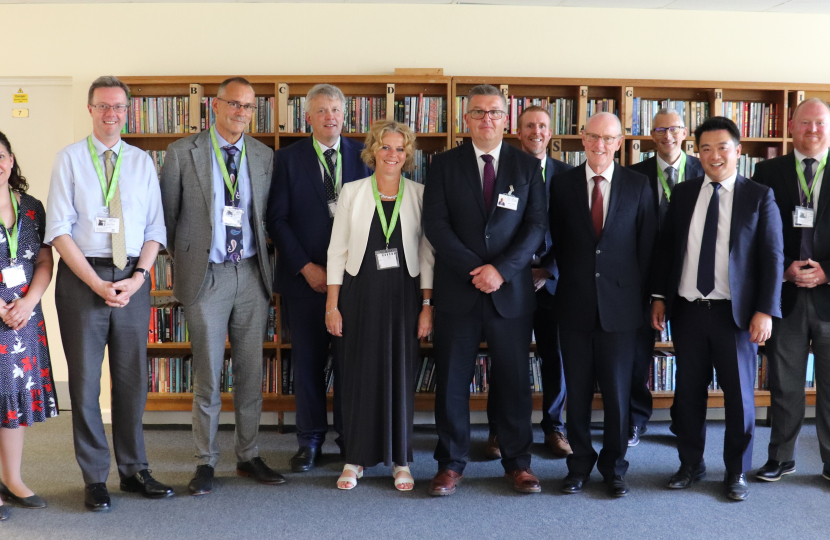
xmin=630 ymin=320 xmax=655 ymax=429
xmin=283 ymin=294 xmax=343 ymax=449
xmin=767 ymin=288 xmax=830 ymax=463
xmin=434 ymin=294 xmax=534 ymax=474
xmin=672 ymin=299 xmax=757 ymax=474
xmin=186 ymin=257 xmax=269 ymax=467
xmin=560 ymin=321 xmax=634 ymax=478
xmin=55 ymin=258 xmax=150 ymax=484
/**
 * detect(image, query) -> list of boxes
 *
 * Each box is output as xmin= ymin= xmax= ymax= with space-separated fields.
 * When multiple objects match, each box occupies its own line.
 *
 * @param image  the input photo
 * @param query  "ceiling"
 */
xmin=1 ymin=0 xmax=829 ymax=12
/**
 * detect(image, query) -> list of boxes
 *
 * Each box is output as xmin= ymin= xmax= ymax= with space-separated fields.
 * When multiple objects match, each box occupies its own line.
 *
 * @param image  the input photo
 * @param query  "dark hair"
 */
xmin=88 ymin=76 xmax=130 ymax=105
xmin=517 ymin=105 xmax=551 ymax=125
xmin=694 ymin=116 xmax=741 ymax=147
xmin=217 ymin=77 xmax=254 ymax=98
xmin=0 ymin=132 xmax=28 ymax=193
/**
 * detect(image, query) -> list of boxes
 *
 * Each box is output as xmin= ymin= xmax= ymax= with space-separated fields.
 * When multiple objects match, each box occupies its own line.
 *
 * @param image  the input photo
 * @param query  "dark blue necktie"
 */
xmin=801 ymin=158 xmax=817 ymax=260
xmin=223 ymin=145 xmax=243 ymax=264
xmin=697 ymin=182 xmax=720 ymax=297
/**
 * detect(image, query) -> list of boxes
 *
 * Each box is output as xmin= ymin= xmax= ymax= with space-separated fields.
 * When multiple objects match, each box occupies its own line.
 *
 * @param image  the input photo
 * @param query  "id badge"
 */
xmin=94 ymin=216 xmax=120 ymax=234
xmin=2 ymin=265 xmax=26 ymax=288
xmin=222 ymin=206 xmax=244 ymax=228
xmin=793 ymin=206 xmax=815 ymax=228
xmin=375 ymin=248 xmax=400 ymax=270
xmin=497 ymin=193 xmax=519 ymax=211
xmin=328 ymin=202 xmax=338 ymax=219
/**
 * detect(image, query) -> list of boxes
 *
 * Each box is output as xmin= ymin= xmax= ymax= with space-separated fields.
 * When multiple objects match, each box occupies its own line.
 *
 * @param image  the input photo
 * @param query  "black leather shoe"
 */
xmin=628 ymin=425 xmax=647 ymax=447
xmin=188 ymin=465 xmax=214 ymax=496
xmin=237 ymin=457 xmax=286 ymax=485
xmin=0 ymin=505 xmax=9 ymax=521
xmin=823 ymin=464 xmax=830 ymax=481
xmin=725 ymin=473 xmax=749 ymax=501
xmin=0 ymin=482 xmax=46 ymax=508
xmin=668 ymin=462 xmax=706 ymax=489
xmin=290 ymin=446 xmax=320 ymax=473
xmin=84 ymin=483 xmax=111 ymax=512
xmin=561 ymin=472 xmax=589 ymax=494
xmin=605 ymin=475 xmax=629 ymax=497
xmin=120 ymin=469 xmax=174 ymax=499
xmin=755 ymin=459 xmax=795 ymax=482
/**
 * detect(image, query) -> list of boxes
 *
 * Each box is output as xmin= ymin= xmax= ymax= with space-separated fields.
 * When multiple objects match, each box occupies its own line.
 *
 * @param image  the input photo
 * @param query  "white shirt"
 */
xmin=678 ymin=173 xmax=736 ymax=301
xmin=314 ymin=136 xmax=342 ymax=193
xmin=656 ymin=153 xmax=683 ymax=204
xmin=793 ymin=148 xmax=828 ymax=209
xmin=586 ymin=162 xmax=614 ymax=227
xmin=473 ymin=141 xmax=502 ymax=186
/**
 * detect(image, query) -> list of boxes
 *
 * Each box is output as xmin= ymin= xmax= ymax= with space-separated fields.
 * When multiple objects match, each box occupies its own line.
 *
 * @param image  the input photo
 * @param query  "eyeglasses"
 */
xmin=468 ymin=109 xmax=506 ymax=120
xmin=90 ymin=104 xmax=129 ymax=113
xmin=217 ymin=97 xmax=257 ymax=112
xmin=653 ymin=126 xmax=685 ymax=135
xmin=583 ymin=133 xmax=621 ymax=144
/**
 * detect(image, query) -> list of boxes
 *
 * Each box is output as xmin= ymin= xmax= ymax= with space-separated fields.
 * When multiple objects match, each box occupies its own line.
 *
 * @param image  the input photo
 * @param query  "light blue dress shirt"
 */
xmin=45 ymin=134 xmax=166 ymax=256
xmin=209 ymin=129 xmax=256 ymax=263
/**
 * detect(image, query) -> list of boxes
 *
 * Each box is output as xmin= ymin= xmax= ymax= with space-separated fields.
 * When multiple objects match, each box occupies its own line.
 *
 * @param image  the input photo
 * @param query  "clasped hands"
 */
xmin=94 ymin=274 xmax=144 ymax=308
xmin=0 ymin=296 xmax=35 ymax=331
xmin=785 ymin=259 xmax=828 ymax=288
xmin=470 ymin=264 xmax=504 ymax=294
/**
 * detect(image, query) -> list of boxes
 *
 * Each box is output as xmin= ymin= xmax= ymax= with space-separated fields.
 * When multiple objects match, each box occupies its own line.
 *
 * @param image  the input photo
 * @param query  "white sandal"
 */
xmin=393 ymin=465 xmax=414 ymax=492
xmin=337 ymin=464 xmax=363 ymax=490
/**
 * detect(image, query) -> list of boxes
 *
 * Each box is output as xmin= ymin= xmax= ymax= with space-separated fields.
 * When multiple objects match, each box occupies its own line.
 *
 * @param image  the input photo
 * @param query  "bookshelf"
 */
xmin=120 ymin=74 xmax=822 ymax=423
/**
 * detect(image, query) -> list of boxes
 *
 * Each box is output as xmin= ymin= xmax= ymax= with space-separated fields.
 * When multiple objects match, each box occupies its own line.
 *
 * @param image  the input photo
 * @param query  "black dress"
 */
xmin=338 ymin=200 xmax=420 ymax=467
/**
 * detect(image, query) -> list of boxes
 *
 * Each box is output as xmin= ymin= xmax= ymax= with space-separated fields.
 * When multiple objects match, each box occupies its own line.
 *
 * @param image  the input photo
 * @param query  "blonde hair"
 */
xmin=361 ymin=120 xmax=417 ymax=172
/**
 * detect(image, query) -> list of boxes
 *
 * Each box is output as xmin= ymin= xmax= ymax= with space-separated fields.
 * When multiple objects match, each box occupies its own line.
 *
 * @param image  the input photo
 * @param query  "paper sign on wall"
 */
xmin=13 ymin=89 xmax=28 ymax=103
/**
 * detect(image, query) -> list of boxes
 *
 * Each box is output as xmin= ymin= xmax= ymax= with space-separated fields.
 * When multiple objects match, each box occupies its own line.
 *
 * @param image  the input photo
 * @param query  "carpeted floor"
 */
xmin=1 ymin=415 xmax=828 ymax=539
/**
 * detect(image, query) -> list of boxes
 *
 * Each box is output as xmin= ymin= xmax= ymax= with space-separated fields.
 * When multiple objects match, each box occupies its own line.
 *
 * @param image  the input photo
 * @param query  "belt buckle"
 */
xmin=698 ymin=299 xmax=712 ymax=309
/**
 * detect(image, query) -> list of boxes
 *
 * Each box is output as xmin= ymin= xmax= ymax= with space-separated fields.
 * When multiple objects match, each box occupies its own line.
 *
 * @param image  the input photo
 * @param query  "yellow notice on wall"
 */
xmin=13 ymin=88 xmax=28 ymax=103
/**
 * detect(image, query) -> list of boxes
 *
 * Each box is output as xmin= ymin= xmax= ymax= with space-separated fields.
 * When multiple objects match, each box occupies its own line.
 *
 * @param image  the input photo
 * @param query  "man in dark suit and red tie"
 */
xmin=651 ymin=116 xmax=784 ymax=501
xmin=549 ymin=112 xmax=656 ymax=498
xmin=627 ymin=108 xmax=704 ymax=446
xmin=424 ymin=84 xmax=547 ymax=496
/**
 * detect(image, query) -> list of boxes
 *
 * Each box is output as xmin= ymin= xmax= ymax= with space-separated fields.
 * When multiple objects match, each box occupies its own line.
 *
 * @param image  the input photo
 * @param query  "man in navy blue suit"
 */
xmin=626 ymin=108 xmax=704 ymax=446
xmin=549 ymin=112 xmax=656 ymax=498
xmin=267 ymin=84 xmax=371 ymax=472
xmin=651 ymin=116 xmax=784 ymax=501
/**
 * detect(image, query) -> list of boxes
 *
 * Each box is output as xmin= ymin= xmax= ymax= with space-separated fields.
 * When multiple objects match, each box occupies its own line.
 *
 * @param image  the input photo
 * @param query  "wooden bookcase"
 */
xmin=121 ymin=74 xmax=820 ymax=421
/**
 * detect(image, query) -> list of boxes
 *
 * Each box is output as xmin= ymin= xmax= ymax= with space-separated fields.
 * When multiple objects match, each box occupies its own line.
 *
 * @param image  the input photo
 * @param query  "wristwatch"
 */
xmin=134 ymin=267 xmax=150 ymax=280
xmin=422 ymin=299 xmax=432 ymax=307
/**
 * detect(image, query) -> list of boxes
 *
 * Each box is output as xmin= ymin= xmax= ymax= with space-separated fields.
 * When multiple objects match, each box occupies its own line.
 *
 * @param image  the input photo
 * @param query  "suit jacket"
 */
xmin=266 ymin=136 xmax=371 ymax=297
xmin=549 ymin=163 xmax=656 ymax=332
xmin=753 ymin=154 xmax=830 ymax=320
xmin=161 ymin=130 xmax=274 ymax=306
xmin=627 ymin=153 xmax=703 ymax=225
xmin=538 ymin=156 xmax=574 ymax=298
xmin=423 ymin=142 xmax=547 ymax=319
xmin=327 ymin=176 xmax=434 ymax=287
xmin=651 ymin=175 xmax=784 ymax=329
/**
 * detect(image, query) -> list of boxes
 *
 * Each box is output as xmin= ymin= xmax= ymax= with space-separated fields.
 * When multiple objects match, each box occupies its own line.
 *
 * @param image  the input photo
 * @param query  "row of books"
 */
xmin=656 ymin=323 xmax=673 ymax=343
xmin=650 ymin=353 xmax=778 ymax=392
xmin=200 ymin=97 xmax=275 ymax=134
xmin=403 ymin=149 xmax=440 ymax=184
xmin=126 ymin=96 xmax=190 ymax=134
xmin=392 ymin=96 xmax=447 ymax=134
xmin=277 ymin=355 xmax=334 ymax=395
xmin=560 ymin=151 xmax=586 ymax=167
xmin=453 ymin=97 xmax=577 ymax=135
xmin=283 ymin=96 xmax=448 ymax=134
xmin=148 ymin=303 xmax=189 ymax=343
xmin=720 ymin=101 xmax=781 ymax=138
xmin=737 ymin=155 xmax=765 ymax=178
xmin=146 ymin=150 xmax=166 ymax=177
xmin=585 ymin=99 xmax=617 ymax=120
xmin=414 ymin=354 xmax=544 ymax=394
xmin=147 ymin=356 xmax=193 ymax=393
xmin=710 ymin=355 xmax=771 ymax=391
xmin=631 ymin=99 xmax=711 ymax=136
xmin=150 ymin=253 xmax=173 ymax=291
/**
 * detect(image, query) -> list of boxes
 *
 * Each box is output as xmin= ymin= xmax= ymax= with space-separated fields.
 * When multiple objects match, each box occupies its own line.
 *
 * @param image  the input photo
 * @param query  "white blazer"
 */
xmin=327 ymin=176 xmax=435 ymax=288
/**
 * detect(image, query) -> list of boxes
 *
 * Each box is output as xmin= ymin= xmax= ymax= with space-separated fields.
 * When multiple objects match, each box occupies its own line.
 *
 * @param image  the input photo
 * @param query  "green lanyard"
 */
xmin=541 ymin=159 xmax=547 ymax=183
xmin=1 ymin=188 xmax=19 ymax=262
xmin=312 ymin=137 xmax=342 ymax=195
xmin=210 ymin=125 xmax=246 ymax=198
xmin=371 ymin=174 xmax=405 ymax=249
xmin=796 ymin=152 xmax=828 ymax=205
xmin=657 ymin=152 xmax=686 ymax=203
xmin=87 ymin=135 xmax=123 ymax=207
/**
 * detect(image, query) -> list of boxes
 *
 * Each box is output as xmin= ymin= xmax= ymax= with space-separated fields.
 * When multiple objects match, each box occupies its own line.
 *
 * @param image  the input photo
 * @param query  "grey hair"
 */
xmin=217 ymin=77 xmax=254 ymax=98
xmin=654 ymin=107 xmax=685 ymax=127
xmin=466 ymin=84 xmax=507 ymax=113
xmin=87 ymin=76 xmax=130 ymax=105
xmin=306 ymin=84 xmax=345 ymax=107
xmin=585 ymin=112 xmax=622 ymax=135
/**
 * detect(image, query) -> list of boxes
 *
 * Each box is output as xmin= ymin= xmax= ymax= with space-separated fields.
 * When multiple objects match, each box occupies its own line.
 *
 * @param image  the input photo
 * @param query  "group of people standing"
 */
xmin=0 ymin=74 xmax=826 ymax=520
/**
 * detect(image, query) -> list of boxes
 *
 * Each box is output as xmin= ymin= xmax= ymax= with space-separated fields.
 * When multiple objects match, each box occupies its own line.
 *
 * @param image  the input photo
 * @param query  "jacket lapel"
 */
xmin=678 ymin=178 xmax=703 ymax=262
xmin=341 ymin=136 xmax=357 ymax=184
xmin=191 ymin=130 xmax=214 ymax=230
xmin=729 ymin=175 xmax=747 ymax=252
xmin=487 ymin=144 xmax=514 ymax=221
xmin=603 ymin=165 xmax=625 ymax=231
xmin=462 ymin=143 xmax=488 ymax=220
xmin=245 ymin=138 xmax=266 ymax=221
xmin=573 ymin=164 xmax=597 ymax=240
xmin=300 ymin=137 xmax=329 ymax=209
xmin=783 ymin=153 xmax=803 ymax=214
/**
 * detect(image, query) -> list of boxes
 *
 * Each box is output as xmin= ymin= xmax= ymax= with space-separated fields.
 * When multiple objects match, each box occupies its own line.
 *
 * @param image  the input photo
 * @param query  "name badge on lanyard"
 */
xmin=794 ymin=206 xmax=815 ymax=228
xmin=371 ymin=174 xmax=405 ymax=270
xmin=222 ymin=206 xmax=244 ymax=228
xmin=497 ymin=185 xmax=519 ymax=211
xmin=1 ymin=187 xmax=25 ymax=287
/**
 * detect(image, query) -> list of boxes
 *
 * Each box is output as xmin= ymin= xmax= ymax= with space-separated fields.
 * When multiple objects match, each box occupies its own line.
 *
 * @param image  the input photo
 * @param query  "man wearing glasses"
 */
xmin=424 ymin=84 xmax=547 ymax=495
xmin=161 ymin=77 xmax=284 ymax=495
xmin=46 ymin=76 xmax=173 ymax=511
xmin=548 ymin=112 xmax=656 ymax=497
xmin=626 ymin=109 xmax=703 ymax=446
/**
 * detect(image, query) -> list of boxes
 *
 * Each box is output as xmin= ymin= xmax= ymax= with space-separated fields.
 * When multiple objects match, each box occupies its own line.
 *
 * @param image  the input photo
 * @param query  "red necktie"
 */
xmin=591 ymin=175 xmax=605 ymax=238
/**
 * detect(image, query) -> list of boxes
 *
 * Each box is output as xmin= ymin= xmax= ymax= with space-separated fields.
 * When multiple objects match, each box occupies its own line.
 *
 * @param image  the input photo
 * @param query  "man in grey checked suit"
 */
xmin=161 ymin=77 xmax=284 ymax=495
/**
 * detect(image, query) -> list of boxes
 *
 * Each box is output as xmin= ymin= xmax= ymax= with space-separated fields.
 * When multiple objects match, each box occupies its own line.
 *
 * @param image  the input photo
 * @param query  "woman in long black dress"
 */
xmin=0 ymin=132 xmax=58 ymax=520
xmin=326 ymin=120 xmax=434 ymax=491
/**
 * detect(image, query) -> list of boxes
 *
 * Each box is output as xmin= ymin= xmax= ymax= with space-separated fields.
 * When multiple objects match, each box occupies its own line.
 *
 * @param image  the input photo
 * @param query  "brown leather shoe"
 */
xmin=429 ymin=470 xmax=463 ymax=496
xmin=545 ymin=431 xmax=573 ymax=457
xmin=505 ymin=468 xmax=541 ymax=493
xmin=484 ymin=433 xmax=501 ymax=460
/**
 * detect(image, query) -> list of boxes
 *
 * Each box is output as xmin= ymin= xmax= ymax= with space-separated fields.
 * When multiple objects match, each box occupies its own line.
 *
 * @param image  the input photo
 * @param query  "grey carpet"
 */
xmin=1 ymin=415 xmax=828 ymax=540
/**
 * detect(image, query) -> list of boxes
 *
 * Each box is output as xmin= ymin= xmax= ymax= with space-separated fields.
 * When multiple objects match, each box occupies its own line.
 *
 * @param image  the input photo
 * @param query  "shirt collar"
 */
xmin=91 ymin=133 xmax=122 ymax=156
xmin=793 ymin=147 xmax=829 ymax=165
xmin=473 ymin=141 xmax=502 ymax=162
xmin=315 ymin=136 xmax=340 ymax=153
xmin=213 ymin=127 xmax=244 ymax=153
xmin=703 ymin=172 xmax=737 ymax=192
xmin=587 ymin=161 xmax=614 ymax=183
xmin=656 ymin=153 xmax=683 ymax=173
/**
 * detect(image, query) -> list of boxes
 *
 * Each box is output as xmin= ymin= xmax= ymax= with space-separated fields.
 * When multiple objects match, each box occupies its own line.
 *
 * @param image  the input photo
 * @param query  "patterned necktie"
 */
xmin=323 ymin=148 xmax=337 ymax=202
xmin=223 ymin=145 xmax=243 ymax=264
xmin=658 ymin=166 xmax=677 ymax=227
xmin=697 ymin=182 xmax=721 ymax=297
xmin=105 ymin=149 xmax=127 ymax=270
xmin=482 ymin=154 xmax=496 ymax=211
xmin=591 ymin=176 xmax=605 ymax=238
xmin=801 ymin=158 xmax=817 ymax=260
